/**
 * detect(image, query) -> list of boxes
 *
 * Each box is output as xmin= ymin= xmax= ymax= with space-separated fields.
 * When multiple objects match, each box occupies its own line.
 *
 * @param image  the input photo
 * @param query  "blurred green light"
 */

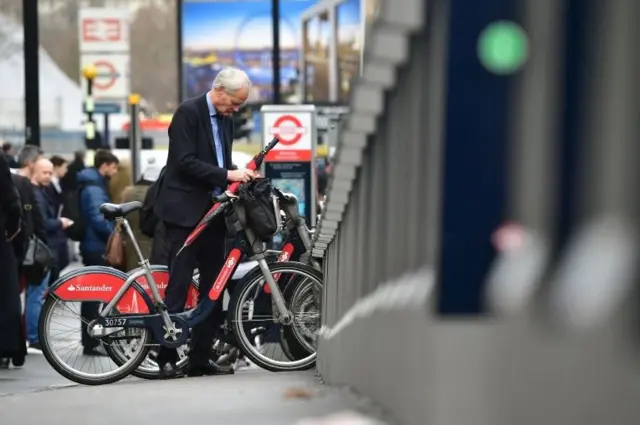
xmin=477 ymin=20 xmax=529 ymax=75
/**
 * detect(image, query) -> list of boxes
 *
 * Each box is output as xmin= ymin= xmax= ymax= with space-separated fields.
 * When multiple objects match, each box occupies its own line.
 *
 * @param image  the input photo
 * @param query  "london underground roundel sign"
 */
xmin=271 ymin=114 xmax=306 ymax=145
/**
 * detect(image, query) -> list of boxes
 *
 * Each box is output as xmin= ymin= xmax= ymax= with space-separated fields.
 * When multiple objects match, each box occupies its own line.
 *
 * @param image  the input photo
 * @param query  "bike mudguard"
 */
xmin=49 ymin=266 xmax=200 ymax=313
xmin=127 ymin=265 xmax=199 ymax=309
xmin=50 ymin=266 xmax=155 ymax=314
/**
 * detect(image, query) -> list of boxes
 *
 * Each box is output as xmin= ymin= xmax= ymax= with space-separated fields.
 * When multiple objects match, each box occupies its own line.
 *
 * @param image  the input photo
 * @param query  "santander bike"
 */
xmin=38 ymin=138 xmax=322 ymax=385
xmin=114 ymin=187 xmax=321 ymax=380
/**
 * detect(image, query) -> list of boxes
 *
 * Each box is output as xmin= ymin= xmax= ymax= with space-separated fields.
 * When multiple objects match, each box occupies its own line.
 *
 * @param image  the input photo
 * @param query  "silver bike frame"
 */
xmin=97 ymin=217 xmax=176 ymax=334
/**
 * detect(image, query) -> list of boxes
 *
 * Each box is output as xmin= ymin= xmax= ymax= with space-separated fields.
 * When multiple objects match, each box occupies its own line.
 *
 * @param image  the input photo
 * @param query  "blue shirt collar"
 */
xmin=206 ymin=93 xmax=217 ymax=118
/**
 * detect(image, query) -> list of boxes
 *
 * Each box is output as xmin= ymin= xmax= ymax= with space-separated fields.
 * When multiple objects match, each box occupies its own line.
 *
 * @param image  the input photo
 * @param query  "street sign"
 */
xmin=84 ymin=102 xmax=122 ymax=114
xmin=261 ymin=105 xmax=317 ymax=228
xmin=79 ymin=8 xmax=130 ymax=53
xmin=263 ymin=108 xmax=314 ymax=162
xmin=81 ymin=54 xmax=130 ymax=99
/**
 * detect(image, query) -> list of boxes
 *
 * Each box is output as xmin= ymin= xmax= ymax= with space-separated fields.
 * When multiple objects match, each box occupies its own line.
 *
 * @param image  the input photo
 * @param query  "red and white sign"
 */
xmin=81 ymin=54 xmax=130 ymax=99
xmin=79 ymin=8 xmax=130 ymax=53
xmin=263 ymin=111 xmax=313 ymax=162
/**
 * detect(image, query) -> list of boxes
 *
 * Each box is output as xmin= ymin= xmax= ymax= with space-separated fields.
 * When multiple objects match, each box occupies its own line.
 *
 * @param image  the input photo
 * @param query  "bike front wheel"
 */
xmin=228 ymin=261 xmax=323 ymax=372
xmin=38 ymin=295 xmax=152 ymax=386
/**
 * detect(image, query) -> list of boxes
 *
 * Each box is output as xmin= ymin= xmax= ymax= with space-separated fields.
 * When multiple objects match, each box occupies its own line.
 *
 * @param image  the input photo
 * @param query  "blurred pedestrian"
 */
xmin=16 ymin=145 xmax=43 ymax=181
xmin=77 ymin=150 xmax=119 ymax=356
xmin=25 ymin=159 xmax=69 ymax=351
xmin=2 ymin=142 xmax=19 ymax=168
xmin=8 ymin=148 xmax=47 ymax=360
xmin=60 ymin=150 xmax=85 ymax=193
xmin=32 ymin=158 xmax=73 ymax=288
xmin=48 ymin=156 xmax=68 ymax=213
xmin=59 ymin=151 xmax=85 ymax=262
xmin=108 ymin=158 xmax=132 ymax=204
xmin=0 ymin=151 xmax=24 ymax=367
xmin=48 ymin=156 xmax=71 ymax=279
xmin=119 ymin=166 xmax=169 ymax=271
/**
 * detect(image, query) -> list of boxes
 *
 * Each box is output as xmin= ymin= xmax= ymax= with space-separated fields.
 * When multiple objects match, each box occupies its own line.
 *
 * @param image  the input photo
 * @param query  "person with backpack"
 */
xmin=75 ymin=150 xmax=119 ymax=356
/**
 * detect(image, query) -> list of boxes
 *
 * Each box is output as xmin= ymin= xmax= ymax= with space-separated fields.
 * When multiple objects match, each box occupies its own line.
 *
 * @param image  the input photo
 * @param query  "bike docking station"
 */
xmin=260 ymin=105 xmax=318 ymax=230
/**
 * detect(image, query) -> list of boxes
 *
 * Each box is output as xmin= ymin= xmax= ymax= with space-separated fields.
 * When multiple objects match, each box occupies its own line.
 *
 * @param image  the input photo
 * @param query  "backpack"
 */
xmin=139 ymin=167 xmax=165 ymax=238
xmin=238 ymin=178 xmax=279 ymax=241
xmin=61 ymin=182 xmax=98 ymax=242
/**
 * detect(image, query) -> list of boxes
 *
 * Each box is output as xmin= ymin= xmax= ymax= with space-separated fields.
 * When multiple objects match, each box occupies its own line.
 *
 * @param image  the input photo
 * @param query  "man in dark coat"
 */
xmin=0 ymin=151 xmax=24 ymax=366
xmin=153 ymin=67 xmax=255 ymax=377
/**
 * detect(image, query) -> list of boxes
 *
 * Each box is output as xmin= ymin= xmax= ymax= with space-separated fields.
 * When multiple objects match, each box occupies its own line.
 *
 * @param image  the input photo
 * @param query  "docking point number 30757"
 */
xmin=104 ymin=318 xmax=127 ymax=327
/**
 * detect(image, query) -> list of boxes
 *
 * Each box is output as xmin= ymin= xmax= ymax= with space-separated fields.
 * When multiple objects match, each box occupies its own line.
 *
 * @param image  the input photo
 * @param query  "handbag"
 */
xmin=22 ymin=236 xmax=53 ymax=268
xmin=105 ymin=223 xmax=125 ymax=269
xmin=238 ymin=178 xmax=279 ymax=241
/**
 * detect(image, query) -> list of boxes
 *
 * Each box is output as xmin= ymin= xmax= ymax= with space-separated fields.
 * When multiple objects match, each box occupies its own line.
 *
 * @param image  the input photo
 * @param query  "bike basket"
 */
xmin=238 ymin=178 xmax=279 ymax=241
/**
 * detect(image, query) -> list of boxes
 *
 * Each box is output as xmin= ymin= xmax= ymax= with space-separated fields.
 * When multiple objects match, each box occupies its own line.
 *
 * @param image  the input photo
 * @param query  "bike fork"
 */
xmin=257 ymin=259 xmax=291 ymax=322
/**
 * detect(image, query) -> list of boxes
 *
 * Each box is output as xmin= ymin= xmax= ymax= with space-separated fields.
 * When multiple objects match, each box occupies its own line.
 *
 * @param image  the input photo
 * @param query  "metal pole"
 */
xmin=83 ymin=66 xmax=97 ymax=149
xmin=128 ymin=94 xmax=142 ymax=184
xmin=272 ymin=0 xmax=281 ymax=104
xmin=103 ymin=113 xmax=110 ymax=148
xmin=23 ymin=0 xmax=40 ymax=147
xmin=177 ymin=0 xmax=184 ymax=103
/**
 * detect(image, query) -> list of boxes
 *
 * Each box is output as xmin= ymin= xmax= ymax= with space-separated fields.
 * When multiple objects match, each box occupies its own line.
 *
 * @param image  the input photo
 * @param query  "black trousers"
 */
xmin=80 ymin=252 xmax=107 ymax=348
xmin=158 ymin=218 xmax=226 ymax=366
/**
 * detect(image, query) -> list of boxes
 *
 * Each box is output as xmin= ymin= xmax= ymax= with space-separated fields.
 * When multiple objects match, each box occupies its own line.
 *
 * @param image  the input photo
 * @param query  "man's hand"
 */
xmin=228 ymin=168 xmax=256 ymax=183
xmin=60 ymin=217 xmax=74 ymax=229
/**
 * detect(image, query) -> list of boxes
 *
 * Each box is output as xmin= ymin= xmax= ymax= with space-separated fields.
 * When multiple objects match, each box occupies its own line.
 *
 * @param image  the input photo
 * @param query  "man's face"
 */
xmin=212 ymin=87 xmax=249 ymax=116
xmin=102 ymin=162 xmax=119 ymax=178
xmin=55 ymin=163 xmax=68 ymax=178
xmin=33 ymin=162 xmax=54 ymax=186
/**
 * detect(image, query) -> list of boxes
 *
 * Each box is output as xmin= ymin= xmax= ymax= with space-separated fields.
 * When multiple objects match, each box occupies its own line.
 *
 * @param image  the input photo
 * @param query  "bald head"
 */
xmin=32 ymin=158 xmax=54 ymax=186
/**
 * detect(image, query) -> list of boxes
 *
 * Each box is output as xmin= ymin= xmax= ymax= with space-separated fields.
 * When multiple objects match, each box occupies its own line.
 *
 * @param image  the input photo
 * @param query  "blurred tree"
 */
xmin=0 ymin=0 xmax=22 ymax=20
xmin=130 ymin=1 xmax=178 ymax=113
xmin=39 ymin=2 xmax=80 ymax=82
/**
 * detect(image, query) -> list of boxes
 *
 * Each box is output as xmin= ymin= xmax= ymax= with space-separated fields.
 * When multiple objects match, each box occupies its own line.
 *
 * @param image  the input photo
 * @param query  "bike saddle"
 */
xmin=99 ymin=201 xmax=143 ymax=220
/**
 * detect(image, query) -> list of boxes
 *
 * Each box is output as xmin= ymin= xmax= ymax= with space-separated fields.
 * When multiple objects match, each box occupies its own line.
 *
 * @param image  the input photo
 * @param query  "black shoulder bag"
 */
xmin=238 ymin=178 xmax=279 ymax=241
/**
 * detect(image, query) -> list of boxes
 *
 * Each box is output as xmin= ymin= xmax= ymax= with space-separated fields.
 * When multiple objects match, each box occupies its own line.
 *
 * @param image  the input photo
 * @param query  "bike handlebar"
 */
xmin=178 ymin=137 xmax=280 ymax=254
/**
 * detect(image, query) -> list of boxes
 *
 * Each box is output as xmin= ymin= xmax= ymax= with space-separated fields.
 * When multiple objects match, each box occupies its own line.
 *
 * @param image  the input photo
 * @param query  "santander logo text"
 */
xmin=138 ymin=282 xmax=168 ymax=291
xmin=69 ymin=284 xmax=113 ymax=292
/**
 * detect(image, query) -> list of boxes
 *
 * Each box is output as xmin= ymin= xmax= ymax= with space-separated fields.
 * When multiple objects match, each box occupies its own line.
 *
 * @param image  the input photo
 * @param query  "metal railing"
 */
xmin=312 ymin=0 xmax=640 ymax=424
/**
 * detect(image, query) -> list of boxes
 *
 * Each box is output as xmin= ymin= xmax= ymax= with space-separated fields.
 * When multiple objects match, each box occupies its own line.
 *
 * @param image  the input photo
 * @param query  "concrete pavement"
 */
xmin=0 ymin=356 xmax=388 ymax=424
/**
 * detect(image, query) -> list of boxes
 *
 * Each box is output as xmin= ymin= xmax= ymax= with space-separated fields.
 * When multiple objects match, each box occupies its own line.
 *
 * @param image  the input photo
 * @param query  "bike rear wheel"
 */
xmin=228 ymin=261 xmax=322 ymax=372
